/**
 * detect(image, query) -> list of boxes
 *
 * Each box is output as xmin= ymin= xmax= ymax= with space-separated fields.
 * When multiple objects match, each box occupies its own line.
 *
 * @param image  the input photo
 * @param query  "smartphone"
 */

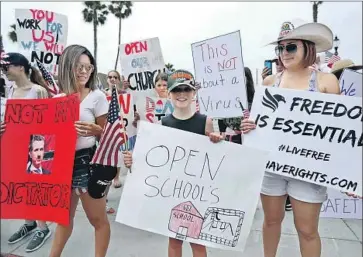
xmin=264 ymin=60 xmax=273 ymax=76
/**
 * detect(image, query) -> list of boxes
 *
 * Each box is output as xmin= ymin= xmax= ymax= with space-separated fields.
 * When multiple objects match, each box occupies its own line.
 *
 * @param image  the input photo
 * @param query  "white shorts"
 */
xmin=261 ymin=172 xmax=328 ymax=203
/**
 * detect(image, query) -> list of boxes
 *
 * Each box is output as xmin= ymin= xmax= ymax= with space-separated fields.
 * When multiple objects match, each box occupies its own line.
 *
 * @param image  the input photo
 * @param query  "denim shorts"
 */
xmin=72 ymin=146 xmax=96 ymax=194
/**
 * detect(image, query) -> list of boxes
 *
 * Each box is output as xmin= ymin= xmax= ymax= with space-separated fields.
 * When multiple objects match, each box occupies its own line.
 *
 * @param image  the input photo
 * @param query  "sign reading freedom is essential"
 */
xmin=116 ymin=121 xmax=268 ymax=251
xmin=1 ymin=94 xmax=79 ymax=225
xmin=15 ymin=9 xmax=68 ymax=75
xmin=244 ymin=87 xmax=362 ymax=196
xmin=120 ymin=37 xmax=165 ymax=98
xmin=191 ymin=31 xmax=247 ymax=118
xmin=339 ymin=69 xmax=362 ymax=97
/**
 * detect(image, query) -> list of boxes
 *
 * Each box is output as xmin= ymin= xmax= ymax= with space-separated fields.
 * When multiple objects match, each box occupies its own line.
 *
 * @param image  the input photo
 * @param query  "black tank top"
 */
xmin=161 ymin=112 xmax=207 ymax=136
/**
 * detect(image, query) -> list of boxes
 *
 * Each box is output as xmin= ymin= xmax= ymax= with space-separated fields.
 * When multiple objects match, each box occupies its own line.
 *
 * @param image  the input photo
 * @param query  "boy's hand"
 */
xmin=123 ymin=151 xmax=133 ymax=168
xmin=207 ymin=132 xmax=224 ymax=143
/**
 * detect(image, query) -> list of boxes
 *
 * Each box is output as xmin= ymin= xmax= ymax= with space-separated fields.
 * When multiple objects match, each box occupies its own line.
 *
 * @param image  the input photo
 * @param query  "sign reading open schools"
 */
xmin=0 ymin=94 xmax=79 ymax=225
xmin=191 ymin=31 xmax=247 ymax=118
xmin=244 ymin=86 xmax=362 ymax=196
xmin=15 ymin=9 xmax=68 ymax=75
xmin=116 ymin=121 xmax=268 ymax=251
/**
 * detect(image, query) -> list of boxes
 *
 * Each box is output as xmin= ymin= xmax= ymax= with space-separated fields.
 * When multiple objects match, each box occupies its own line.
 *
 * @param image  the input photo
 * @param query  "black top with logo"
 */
xmin=161 ymin=112 xmax=207 ymax=136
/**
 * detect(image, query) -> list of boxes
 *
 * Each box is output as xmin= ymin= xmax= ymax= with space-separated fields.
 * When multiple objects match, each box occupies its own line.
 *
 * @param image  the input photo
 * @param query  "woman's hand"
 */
xmin=240 ymin=119 xmax=256 ymax=134
xmin=0 ymin=122 xmax=5 ymax=136
xmin=207 ymin=132 xmax=224 ymax=143
xmin=75 ymin=121 xmax=103 ymax=137
xmin=123 ymin=151 xmax=133 ymax=168
xmin=261 ymin=67 xmax=271 ymax=80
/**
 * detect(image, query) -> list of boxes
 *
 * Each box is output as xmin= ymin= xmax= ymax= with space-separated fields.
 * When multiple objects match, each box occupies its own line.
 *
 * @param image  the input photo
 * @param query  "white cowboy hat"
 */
xmin=330 ymin=59 xmax=363 ymax=74
xmin=268 ymin=19 xmax=334 ymax=53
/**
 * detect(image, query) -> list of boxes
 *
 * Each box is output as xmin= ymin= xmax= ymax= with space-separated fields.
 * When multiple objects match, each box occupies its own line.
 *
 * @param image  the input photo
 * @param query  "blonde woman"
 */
xmin=0 ymin=52 xmax=52 ymax=252
xmin=241 ymin=20 xmax=339 ymax=257
xmin=49 ymin=45 xmax=110 ymax=257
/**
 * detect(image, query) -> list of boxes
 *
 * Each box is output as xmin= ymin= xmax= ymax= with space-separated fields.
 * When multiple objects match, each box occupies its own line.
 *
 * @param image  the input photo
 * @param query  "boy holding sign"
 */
xmin=123 ymin=69 xmax=223 ymax=257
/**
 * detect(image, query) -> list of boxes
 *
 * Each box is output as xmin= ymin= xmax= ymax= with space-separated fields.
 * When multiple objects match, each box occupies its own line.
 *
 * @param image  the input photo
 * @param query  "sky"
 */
xmin=1 ymin=1 xmax=362 ymax=83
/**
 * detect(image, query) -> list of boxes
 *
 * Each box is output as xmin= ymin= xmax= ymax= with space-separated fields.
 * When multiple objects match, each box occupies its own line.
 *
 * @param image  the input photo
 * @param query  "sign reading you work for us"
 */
xmin=191 ymin=31 xmax=247 ymax=118
xmin=120 ymin=37 xmax=165 ymax=99
xmin=116 ymin=121 xmax=268 ymax=252
xmin=244 ymin=87 xmax=363 ymax=196
xmin=15 ymin=9 xmax=68 ymax=75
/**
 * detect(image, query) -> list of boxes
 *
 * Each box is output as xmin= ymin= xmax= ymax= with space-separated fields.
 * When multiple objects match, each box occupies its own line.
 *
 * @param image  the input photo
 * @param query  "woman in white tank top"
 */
xmin=241 ymin=20 xmax=340 ymax=257
xmin=0 ymin=52 xmax=52 ymax=252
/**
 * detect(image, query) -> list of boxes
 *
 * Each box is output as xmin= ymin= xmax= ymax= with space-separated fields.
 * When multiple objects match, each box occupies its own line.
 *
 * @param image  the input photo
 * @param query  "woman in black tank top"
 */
xmin=123 ymin=69 xmax=223 ymax=257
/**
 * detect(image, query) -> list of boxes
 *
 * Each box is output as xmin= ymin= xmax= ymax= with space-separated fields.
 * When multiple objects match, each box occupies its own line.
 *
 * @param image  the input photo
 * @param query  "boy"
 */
xmin=123 ymin=69 xmax=223 ymax=257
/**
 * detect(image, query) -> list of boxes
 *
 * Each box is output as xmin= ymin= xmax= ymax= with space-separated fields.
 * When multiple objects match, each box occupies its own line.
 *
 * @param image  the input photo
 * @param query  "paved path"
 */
xmin=1 ymin=187 xmax=362 ymax=257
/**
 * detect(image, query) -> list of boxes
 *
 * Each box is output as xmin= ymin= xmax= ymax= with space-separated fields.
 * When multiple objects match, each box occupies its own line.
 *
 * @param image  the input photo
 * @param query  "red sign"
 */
xmin=0 ymin=94 xmax=79 ymax=225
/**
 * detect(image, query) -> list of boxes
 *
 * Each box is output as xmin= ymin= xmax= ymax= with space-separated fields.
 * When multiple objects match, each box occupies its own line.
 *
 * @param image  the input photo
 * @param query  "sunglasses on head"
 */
xmin=108 ymin=75 xmax=119 ymax=80
xmin=275 ymin=44 xmax=298 ymax=56
xmin=171 ymin=86 xmax=193 ymax=93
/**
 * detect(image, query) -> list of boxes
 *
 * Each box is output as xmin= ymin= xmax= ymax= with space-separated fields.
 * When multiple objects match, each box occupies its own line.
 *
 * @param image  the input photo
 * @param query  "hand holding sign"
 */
xmin=240 ymin=119 xmax=256 ymax=134
xmin=122 ymin=151 xmax=133 ymax=168
xmin=0 ymin=122 xmax=5 ymax=135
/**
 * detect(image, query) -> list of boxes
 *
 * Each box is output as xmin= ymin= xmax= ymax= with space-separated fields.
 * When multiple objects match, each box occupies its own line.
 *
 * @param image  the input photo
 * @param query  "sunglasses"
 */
xmin=275 ymin=44 xmax=298 ymax=56
xmin=171 ymin=86 xmax=193 ymax=93
xmin=75 ymin=63 xmax=94 ymax=73
xmin=108 ymin=75 xmax=119 ymax=80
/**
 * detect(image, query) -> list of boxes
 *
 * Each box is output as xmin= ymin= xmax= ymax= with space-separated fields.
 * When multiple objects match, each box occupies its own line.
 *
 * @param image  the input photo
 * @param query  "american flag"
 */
xmin=36 ymin=60 xmax=60 ymax=96
xmin=91 ymin=86 xmax=127 ymax=167
xmin=327 ymin=54 xmax=341 ymax=68
xmin=145 ymin=96 xmax=155 ymax=112
xmin=324 ymin=51 xmax=334 ymax=63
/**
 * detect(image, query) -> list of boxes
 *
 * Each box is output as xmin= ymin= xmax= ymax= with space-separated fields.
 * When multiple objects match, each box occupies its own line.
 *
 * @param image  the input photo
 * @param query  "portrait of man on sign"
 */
xmin=26 ymin=134 xmax=52 ymax=175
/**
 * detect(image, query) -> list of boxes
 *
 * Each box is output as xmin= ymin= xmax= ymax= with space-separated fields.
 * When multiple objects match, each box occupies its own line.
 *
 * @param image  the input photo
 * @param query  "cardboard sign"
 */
xmin=120 ymin=37 xmax=165 ymax=98
xmin=116 ymin=121 xmax=268 ymax=251
xmin=15 ymin=9 xmax=68 ymax=75
xmin=0 ymin=94 xmax=79 ymax=225
xmin=320 ymin=188 xmax=362 ymax=219
xmin=106 ymin=93 xmax=136 ymax=151
xmin=135 ymin=96 xmax=198 ymax=124
xmin=191 ymin=31 xmax=247 ymax=118
xmin=339 ymin=69 xmax=362 ymax=97
xmin=244 ymin=87 xmax=362 ymax=196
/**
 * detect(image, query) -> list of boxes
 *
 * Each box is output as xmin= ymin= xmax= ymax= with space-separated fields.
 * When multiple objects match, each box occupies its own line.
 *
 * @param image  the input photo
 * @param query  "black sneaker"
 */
xmin=25 ymin=229 xmax=51 ymax=252
xmin=7 ymin=223 xmax=37 ymax=244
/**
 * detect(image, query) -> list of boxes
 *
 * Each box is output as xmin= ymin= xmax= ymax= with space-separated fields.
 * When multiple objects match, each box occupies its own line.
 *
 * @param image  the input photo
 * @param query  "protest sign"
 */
xmin=191 ymin=31 xmax=247 ymax=118
xmin=106 ymin=93 xmax=136 ymax=151
xmin=116 ymin=121 xmax=268 ymax=251
xmin=135 ymin=97 xmax=198 ymax=124
xmin=244 ymin=87 xmax=362 ymax=196
xmin=15 ymin=9 xmax=68 ymax=75
xmin=320 ymin=188 xmax=362 ymax=219
xmin=120 ymin=37 xmax=165 ymax=98
xmin=0 ymin=94 xmax=79 ymax=225
xmin=339 ymin=69 xmax=362 ymax=97
xmin=1 ymin=97 xmax=6 ymax=122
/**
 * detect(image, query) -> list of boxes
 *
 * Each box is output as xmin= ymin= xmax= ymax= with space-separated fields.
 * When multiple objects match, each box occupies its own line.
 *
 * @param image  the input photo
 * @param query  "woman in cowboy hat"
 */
xmin=330 ymin=59 xmax=363 ymax=80
xmin=241 ymin=19 xmax=340 ymax=257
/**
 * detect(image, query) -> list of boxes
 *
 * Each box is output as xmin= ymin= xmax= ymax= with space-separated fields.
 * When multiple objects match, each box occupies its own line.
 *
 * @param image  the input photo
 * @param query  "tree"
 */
xmin=311 ymin=1 xmax=323 ymax=22
xmin=165 ymin=63 xmax=175 ymax=72
xmin=82 ymin=1 xmax=109 ymax=62
xmin=108 ymin=1 xmax=133 ymax=70
xmin=8 ymin=24 xmax=17 ymax=43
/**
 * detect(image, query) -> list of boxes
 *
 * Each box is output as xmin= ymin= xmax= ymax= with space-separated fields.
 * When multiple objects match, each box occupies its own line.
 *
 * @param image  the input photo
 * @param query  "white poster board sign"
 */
xmin=15 ymin=9 xmax=68 ymax=75
xmin=116 ymin=121 xmax=268 ymax=251
xmin=191 ymin=31 xmax=247 ymax=118
xmin=339 ymin=69 xmax=362 ymax=97
xmin=120 ymin=37 xmax=165 ymax=99
xmin=320 ymin=189 xmax=362 ymax=219
xmin=1 ymin=97 xmax=6 ymax=122
xmin=244 ymin=87 xmax=362 ymax=196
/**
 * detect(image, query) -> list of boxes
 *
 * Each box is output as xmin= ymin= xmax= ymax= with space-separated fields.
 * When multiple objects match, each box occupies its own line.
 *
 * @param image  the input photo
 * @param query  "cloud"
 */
xmin=1 ymin=1 xmax=362 ymax=82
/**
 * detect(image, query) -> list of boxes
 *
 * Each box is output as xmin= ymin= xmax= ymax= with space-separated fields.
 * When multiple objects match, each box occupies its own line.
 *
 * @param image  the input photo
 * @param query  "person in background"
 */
xmin=241 ymin=20 xmax=339 ymax=257
xmin=330 ymin=59 xmax=362 ymax=80
xmin=123 ymin=69 xmax=224 ymax=257
xmin=0 ymin=52 xmax=52 ymax=253
xmin=261 ymin=57 xmax=284 ymax=81
xmin=49 ymin=45 xmax=110 ymax=257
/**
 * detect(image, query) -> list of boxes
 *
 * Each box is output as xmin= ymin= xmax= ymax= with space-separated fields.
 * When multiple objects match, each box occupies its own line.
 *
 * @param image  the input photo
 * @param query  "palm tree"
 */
xmin=82 ymin=1 xmax=109 ymax=62
xmin=8 ymin=24 xmax=17 ymax=43
xmin=108 ymin=1 xmax=133 ymax=70
xmin=165 ymin=63 xmax=175 ymax=72
xmin=311 ymin=1 xmax=323 ymax=22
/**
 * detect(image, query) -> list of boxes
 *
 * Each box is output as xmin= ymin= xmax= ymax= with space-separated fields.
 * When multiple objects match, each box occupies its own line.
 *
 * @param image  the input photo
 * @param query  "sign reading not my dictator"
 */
xmin=244 ymin=86 xmax=362 ymax=196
